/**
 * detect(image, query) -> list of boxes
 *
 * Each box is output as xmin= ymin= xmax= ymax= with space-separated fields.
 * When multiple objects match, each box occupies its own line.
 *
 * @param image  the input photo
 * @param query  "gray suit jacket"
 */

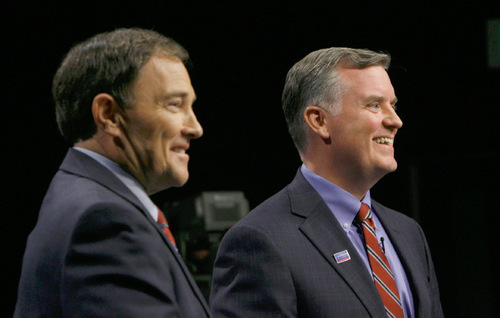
xmin=210 ymin=169 xmax=443 ymax=317
xmin=15 ymin=149 xmax=211 ymax=317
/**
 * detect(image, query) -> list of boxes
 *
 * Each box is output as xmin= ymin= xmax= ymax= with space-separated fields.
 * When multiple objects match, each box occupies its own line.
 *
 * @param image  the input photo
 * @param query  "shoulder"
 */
xmin=35 ymin=162 xmax=151 ymax=250
xmin=222 ymin=176 xmax=318 ymax=251
xmin=43 ymin=169 xmax=132 ymax=217
xmin=232 ymin=184 xmax=294 ymax=230
xmin=42 ymin=148 xmax=144 ymax=221
xmin=372 ymin=200 xmax=420 ymax=227
xmin=372 ymin=200 xmax=428 ymax=247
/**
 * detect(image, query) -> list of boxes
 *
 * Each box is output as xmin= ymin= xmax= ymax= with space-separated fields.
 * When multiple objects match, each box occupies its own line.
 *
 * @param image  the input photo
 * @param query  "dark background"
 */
xmin=2 ymin=1 xmax=499 ymax=316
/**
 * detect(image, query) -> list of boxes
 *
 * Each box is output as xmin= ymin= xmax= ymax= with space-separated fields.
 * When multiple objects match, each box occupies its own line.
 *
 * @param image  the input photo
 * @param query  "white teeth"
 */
xmin=173 ymin=148 xmax=186 ymax=153
xmin=373 ymin=137 xmax=393 ymax=145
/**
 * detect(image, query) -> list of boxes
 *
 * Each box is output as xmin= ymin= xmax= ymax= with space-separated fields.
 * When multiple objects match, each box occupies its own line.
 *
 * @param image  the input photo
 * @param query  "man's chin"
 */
xmin=371 ymin=161 xmax=398 ymax=179
xmin=379 ymin=162 xmax=398 ymax=176
xmin=166 ymin=172 xmax=190 ymax=188
xmin=145 ymin=177 xmax=187 ymax=195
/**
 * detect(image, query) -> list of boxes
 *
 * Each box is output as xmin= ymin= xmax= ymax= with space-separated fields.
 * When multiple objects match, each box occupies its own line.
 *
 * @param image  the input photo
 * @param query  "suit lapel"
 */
xmin=373 ymin=201 xmax=429 ymax=317
xmin=288 ymin=171 xmax=386 ymax=316
xmin=154 ymin=221 xmax=212 ymax=315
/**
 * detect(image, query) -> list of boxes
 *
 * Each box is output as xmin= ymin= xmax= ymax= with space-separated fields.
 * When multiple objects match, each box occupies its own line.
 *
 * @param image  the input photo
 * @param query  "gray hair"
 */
xmin=53 ymin=28 xmax=189 ymax=144
xmin=282 ymin=47 xmax=391 ymax=153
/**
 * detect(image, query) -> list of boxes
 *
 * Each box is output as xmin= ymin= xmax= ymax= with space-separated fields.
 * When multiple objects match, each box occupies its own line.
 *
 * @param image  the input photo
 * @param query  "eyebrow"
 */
xmin=365 ymin=95 xmax=398 ymax=105
xmin=163 ymin=91 xmax=197 ymax=103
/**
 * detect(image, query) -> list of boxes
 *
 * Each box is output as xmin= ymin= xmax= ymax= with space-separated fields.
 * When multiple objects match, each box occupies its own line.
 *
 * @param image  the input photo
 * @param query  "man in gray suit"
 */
xmin=210 ymin=48 xmax=444 ymax=317
xmin=15 ymin=28 xmax=211 ymax=317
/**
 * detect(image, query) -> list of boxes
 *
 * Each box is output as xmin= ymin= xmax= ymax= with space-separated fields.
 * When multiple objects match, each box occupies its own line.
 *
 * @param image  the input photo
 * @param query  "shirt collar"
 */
xmin=301 ymin=164 xmax=371 ymax=233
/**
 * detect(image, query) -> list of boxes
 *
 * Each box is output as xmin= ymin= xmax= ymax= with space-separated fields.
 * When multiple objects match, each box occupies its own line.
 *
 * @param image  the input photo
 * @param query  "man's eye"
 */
xmin=165 ymin=100 xmax=182 ymax=108
xmin=371 ymin=103 xmax=380 ymax=109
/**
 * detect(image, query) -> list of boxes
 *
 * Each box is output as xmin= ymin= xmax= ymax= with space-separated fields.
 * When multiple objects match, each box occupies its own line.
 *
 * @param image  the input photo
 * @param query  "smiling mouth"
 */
xmin=373 ymin=137 xmax=394 ymax=145
xmin=172 ymin=148 xmax=186 ymax=154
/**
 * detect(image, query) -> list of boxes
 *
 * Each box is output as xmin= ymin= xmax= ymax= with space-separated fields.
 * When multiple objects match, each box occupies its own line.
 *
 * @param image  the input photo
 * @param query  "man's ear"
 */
xmin=303 ymin=105 xmax=330 ymax=139
xmin=91 ymin=93 xmax=123 ymax=137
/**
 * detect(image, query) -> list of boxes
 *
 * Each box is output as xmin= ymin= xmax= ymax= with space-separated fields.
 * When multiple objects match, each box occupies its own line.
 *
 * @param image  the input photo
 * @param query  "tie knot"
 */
xmin=356 ymin=203 xmax=371 ymax=223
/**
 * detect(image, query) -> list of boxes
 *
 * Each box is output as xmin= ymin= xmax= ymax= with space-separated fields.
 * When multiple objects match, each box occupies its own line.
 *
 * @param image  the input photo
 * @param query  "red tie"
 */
xmin=357 ymin=203 xmax=404 ymax=318
xmin=157 ymin=209 xmax=176 ymax=247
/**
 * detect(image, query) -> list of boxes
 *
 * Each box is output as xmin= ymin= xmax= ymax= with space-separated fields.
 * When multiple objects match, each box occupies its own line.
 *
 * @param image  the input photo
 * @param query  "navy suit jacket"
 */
xmin=210 ymin=169 xmax=443 ymax=317
xmin=15 ymin=149 xmax=211 ymax=317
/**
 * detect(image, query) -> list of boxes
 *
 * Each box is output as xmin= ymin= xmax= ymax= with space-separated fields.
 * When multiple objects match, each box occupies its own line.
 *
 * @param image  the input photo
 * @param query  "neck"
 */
xmin=75 ymin=136 xmax=152 ymax=194
xmin=301 ymin=153 xmax=377 ymax=201
xmin=75 ymin=137 xmax=114 ymax=161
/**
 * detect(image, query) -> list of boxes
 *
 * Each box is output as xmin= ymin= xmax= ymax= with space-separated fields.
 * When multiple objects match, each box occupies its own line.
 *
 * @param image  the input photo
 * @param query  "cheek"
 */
xmin=346 ymin=119 xmax=378 ymax=149
xmin=125 ymin=117 xmax=155 ymax=141
xmin=353 ymin=114 xmax=378 ymax=130
xmin=144 ymin=121 xmax=172 ymax=145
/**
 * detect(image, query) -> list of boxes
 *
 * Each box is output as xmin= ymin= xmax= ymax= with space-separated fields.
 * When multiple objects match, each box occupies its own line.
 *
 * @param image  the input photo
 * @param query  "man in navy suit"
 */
xmin=15 ymin=28 xmax=211 ymax=317
xmin=210 ymin=48 xmax=444 ymax=317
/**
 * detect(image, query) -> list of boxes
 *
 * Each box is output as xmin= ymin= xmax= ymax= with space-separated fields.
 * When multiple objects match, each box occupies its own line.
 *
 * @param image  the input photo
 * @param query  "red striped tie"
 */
xmin=357 ymin=203 xmax=404 ymax=318
xmin=157 ymin=209 xmax=176 ymax=247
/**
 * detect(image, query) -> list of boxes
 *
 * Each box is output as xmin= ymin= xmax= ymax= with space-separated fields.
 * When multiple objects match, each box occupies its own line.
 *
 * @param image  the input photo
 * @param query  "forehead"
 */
xmin=134 ymin=54 xmax=194 ymax=96
xmin=338 ymin=65 xmax=395 ymax=99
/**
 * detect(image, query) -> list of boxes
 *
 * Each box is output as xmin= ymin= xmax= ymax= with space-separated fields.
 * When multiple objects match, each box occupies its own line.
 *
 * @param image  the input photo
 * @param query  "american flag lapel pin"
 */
xmin=333 ymin=250 xmax=351 ymax=264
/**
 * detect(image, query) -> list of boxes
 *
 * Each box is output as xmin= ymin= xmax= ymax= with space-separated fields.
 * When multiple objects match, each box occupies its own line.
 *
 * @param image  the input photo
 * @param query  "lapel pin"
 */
xmin=333 ymin=250 xmax=351 ymax=264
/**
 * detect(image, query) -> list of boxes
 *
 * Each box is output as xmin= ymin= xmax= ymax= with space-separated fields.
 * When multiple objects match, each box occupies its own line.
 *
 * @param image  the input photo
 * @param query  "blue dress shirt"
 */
xmin=301 ymin=164 xmax=414 ymax=318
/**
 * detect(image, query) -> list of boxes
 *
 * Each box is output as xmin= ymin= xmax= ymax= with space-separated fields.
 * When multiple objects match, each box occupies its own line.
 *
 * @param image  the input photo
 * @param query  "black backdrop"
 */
xmin=2 ymin=1 xmax=499 ymax=316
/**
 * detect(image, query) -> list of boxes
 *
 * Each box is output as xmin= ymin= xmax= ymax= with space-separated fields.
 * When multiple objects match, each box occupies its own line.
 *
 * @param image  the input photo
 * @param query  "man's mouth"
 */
xmin=172 ymin=148 xmax=186 ymax=154
xmin=372 ymin=137 xmax=394 ymax=145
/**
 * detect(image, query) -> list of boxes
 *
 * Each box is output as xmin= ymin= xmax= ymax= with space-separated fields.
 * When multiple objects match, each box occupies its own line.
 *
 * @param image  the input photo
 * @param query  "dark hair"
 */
xmin=282 ymin=47 xmax=391 ymax=153
xmin=53 ymin=28 xmax=189 ymax=144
